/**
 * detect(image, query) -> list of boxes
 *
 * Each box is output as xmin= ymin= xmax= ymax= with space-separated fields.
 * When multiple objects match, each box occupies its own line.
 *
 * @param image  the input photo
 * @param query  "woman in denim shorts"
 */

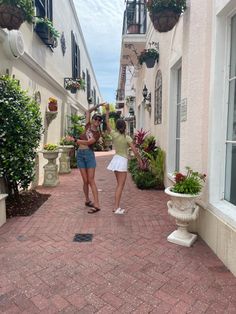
xmin=75 ymin=103 xmax=104 ymax=213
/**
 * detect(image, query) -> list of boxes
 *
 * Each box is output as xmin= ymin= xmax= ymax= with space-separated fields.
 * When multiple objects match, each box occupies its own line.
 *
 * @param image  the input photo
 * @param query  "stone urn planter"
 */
xmin=164 ymin=187 xmax=200 ymax=247
xmin=42 ymin=150 xmax=59 ymax=187
xmin=59 ymin=145 xmax=74 ymax=174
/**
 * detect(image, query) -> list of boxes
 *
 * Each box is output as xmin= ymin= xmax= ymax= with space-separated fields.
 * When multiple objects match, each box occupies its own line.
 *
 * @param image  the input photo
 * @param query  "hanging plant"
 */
xmin=146 ymin=0 xmax=186 ymax=32
xmin=138 ymin=48 xmax=159 ymax=68
xmin=0 ymin=0 xmax=34 ymax=30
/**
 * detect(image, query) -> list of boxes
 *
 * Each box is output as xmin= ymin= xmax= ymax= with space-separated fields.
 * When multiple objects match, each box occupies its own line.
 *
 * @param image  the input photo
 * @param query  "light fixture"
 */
xmin=142 ymin=85 xmax=151 ymax=102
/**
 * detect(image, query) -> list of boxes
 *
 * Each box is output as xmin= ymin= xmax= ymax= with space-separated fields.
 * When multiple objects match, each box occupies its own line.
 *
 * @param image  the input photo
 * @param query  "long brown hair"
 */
xmin=116 ymin=119 xmax=126 ymax=135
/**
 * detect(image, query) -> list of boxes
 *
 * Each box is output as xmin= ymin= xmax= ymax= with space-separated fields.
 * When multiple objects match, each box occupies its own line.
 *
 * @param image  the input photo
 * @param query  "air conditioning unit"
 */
xmin=2 ymin=30 xmax=25 ymax=60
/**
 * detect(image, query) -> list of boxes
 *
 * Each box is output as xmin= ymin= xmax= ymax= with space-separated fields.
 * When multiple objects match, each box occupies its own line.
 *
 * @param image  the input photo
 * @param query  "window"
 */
xmin=168 ymin=61 xmax=182 ymax=174
xmin=225 ymin=14 xmax=236 ymax=206
xmin=71 ymin=32 xmax=80 ymax=79
xmin=154 ymin=70 xmax=162 ymax=124
xmin=93 ymin=88 xmax=96 ymax=105
xmin=175 ymin=68 xmax=182 ymax=172
xmin=86 ymin=69 xmax=91 ymax=99
xmin=35 ymin=0 xmax=52 ymax=19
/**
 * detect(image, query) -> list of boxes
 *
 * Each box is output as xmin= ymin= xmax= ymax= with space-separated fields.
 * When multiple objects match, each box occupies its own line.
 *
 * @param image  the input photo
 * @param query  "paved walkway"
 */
xmin=0 ymin=152 xmax=236 ymax=314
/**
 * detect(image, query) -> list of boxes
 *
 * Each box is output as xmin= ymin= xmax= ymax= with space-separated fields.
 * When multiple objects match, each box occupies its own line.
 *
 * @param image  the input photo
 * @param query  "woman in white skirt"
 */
xmin=105 ymin=104 xmax=141 ymax=214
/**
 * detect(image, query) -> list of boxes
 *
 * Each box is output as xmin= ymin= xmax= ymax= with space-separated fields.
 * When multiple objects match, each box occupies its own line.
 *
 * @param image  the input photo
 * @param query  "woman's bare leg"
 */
xmin=87 ymin=168 xmax=100 ymax=208
xmin=114 ymin=171 xmax=127 ymax=209
xmin=79 ymin=168 xmax=89 ymax=202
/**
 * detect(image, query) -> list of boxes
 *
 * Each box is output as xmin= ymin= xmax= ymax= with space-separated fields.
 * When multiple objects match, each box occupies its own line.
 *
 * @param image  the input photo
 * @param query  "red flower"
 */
xmin=175 ymin=173 xmax=186 ymax=183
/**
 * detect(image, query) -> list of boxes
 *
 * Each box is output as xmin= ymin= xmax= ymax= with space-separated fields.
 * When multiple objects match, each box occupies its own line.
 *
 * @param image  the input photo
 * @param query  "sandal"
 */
xmin=88 ymin=207 xmax=101 ymax=214
xmin=85 ymin=201 xmax=94 ymax=207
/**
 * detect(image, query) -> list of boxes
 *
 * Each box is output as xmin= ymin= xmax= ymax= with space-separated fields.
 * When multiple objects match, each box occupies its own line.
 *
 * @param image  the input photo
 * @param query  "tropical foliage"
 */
xmin=129 ymin=128 xmax=165 ymax=189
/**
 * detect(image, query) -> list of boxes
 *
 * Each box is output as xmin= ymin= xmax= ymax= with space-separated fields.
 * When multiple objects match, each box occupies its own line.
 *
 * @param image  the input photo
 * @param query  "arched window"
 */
xmin=154 ymin=70 xmax=162 ymax=124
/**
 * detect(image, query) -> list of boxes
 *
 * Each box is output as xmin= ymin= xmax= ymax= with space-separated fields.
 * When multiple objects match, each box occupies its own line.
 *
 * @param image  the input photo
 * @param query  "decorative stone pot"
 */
xmin=164 ymin=187 xmax=200 ymax=247
xmin=59 ymin=145 xmax=74 ymax=174
xmin=149 ymin=10 xmax=180 ymax=33
xmin=42 ymin=151 xmax=59 ymax=187
xmin=0 ymin=4 xmax=25 ymax=30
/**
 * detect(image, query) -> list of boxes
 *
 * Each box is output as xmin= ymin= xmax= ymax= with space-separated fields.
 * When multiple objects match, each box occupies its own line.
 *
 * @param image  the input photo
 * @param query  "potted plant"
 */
xmin=138 ymin=48 xmax=159 ymax=68
xmin=35 ymin=17 xmax=60 ymax=48
xmin=0 ymin=0 xmax=34 ymax=30
xmin=48 ymin=97 xmax=58 ymax=112
xmin=65 ymin=78 xmax=85 ymax=94
xmin=165 ymin=167 xmax=206 ymax=247
xmin=146 ymin=0 xmax=187 ymax=32
xmin=42 ymin=144 xmax=59 ymax=187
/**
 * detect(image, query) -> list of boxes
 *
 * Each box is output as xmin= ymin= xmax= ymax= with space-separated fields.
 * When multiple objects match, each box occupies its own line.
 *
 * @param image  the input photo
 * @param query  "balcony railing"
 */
xmin=123 ymin=0 xmax=147 ymax=35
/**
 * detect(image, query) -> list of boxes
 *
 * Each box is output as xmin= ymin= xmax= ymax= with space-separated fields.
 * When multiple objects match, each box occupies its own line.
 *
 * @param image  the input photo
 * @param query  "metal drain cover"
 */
xmin=73 ymin=233 xmax=93 ymax=242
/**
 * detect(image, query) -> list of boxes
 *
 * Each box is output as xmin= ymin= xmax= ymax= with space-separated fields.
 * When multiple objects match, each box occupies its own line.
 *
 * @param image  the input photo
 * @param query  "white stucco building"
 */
xmin=118 ymin=0 xmax=236 ymax=276
xmin=0 ymin=0 xmax=102 ymax=186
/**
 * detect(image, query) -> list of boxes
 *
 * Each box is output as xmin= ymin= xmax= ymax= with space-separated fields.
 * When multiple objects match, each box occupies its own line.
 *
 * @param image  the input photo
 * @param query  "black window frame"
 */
xmin=71 ymin=32 xmax=81 ymax=79
xmin=35 ymin=0 xmax=53 ymax=20
xmin=86 ymin=69 xmax=91 ymax=100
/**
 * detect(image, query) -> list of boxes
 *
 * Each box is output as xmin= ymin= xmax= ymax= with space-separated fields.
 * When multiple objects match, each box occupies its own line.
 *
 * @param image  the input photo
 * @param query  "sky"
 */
xmin=74 ymin=0 xmax=125 ymax=104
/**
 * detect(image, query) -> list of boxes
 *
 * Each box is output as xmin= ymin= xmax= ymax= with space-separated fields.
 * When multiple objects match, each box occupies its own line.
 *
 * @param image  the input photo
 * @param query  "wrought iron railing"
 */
xmin=123 ymin=0 xmax=147 ymax=35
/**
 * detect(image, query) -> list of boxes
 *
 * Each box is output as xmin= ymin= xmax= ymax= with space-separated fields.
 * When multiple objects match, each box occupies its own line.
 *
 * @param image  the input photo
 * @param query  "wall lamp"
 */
xmin=142 ymin=85 xmax=151 ymax=102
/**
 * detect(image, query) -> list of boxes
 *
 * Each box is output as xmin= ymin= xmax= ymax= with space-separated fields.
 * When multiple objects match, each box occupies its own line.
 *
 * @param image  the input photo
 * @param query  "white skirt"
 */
xmin=107 ymin=154 xmax=128 ymax=172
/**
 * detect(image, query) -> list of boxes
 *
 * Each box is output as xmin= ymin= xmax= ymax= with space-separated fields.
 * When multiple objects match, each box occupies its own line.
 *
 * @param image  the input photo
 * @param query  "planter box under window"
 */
xmin=35 ymin=23 xmax=55 ymax=47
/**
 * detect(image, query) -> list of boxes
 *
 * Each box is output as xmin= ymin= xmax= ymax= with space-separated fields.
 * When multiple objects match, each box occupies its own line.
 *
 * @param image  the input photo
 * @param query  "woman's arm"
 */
xmin=85 ymin=102 xmax=105 ymax=124
xmin=76 ymin=138 xmax=96 ymax=146
xmin=129 ymin=142 xmax=143 ymax=166
xmin=105 ymin=103 xmax=111 ymax=133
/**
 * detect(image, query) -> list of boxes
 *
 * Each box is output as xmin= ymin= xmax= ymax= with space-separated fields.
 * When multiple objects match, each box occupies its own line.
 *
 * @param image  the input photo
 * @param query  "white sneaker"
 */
xmin=114 ymin=208 xmax=125 ymax=214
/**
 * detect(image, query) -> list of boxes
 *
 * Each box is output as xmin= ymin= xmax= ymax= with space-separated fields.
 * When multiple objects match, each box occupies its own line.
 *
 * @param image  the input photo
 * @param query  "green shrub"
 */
xmin=0 ymin=75 xmax=43 ymax=197
xmin=133 ymin=170 xmax=158 ymax=189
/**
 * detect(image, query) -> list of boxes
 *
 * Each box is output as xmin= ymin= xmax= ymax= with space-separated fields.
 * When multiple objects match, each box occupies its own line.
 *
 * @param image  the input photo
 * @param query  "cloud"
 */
xmin=74 ymin=0 xmax=125 ymax=103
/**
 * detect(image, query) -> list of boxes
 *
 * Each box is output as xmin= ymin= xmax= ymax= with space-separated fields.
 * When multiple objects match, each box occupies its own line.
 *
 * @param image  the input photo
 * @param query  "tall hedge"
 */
xmin=0 ymin=75 xmax=43 ymax=197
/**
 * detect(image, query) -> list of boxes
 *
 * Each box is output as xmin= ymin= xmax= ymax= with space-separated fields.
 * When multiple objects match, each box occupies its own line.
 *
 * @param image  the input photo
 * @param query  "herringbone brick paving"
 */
xmin=0 ymin=151 xmax=236 ymax=313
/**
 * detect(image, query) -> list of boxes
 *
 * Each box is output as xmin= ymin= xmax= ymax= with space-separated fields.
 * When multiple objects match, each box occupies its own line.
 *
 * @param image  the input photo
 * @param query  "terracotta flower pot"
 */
xmin=0 ymin=4 xmax=25 ymax=30
xmin=48 ymin=102 xmax=58 ymax=112
xmin=149 ymin=9 xmax=180 ymax=32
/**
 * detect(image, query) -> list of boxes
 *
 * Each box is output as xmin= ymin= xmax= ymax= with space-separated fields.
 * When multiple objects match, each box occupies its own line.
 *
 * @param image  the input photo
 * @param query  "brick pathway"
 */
xmin=0 ymin=152 xmax=236 ymax=313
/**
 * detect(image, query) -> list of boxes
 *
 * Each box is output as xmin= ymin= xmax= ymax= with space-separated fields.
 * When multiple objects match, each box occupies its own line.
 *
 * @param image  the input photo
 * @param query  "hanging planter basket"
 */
xmin=0 ymin=4 xmax=25 ymax=30
xmin=145 ymin=56 xmax=158 ymax=68
xmin=149 ymin=9 xmax=180 ymax=32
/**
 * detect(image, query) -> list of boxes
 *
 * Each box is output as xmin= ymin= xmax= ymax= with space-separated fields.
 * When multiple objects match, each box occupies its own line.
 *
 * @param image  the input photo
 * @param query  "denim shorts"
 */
xmin=77 ymin=148 xmax=96 ymax=169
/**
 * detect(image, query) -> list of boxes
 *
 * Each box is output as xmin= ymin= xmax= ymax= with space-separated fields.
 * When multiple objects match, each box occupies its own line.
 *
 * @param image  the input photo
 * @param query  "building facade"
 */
xmin=0 ymin=0 xmax=102 ymax=186
xmin=118 ymin=0 xmax=236 ymax=276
